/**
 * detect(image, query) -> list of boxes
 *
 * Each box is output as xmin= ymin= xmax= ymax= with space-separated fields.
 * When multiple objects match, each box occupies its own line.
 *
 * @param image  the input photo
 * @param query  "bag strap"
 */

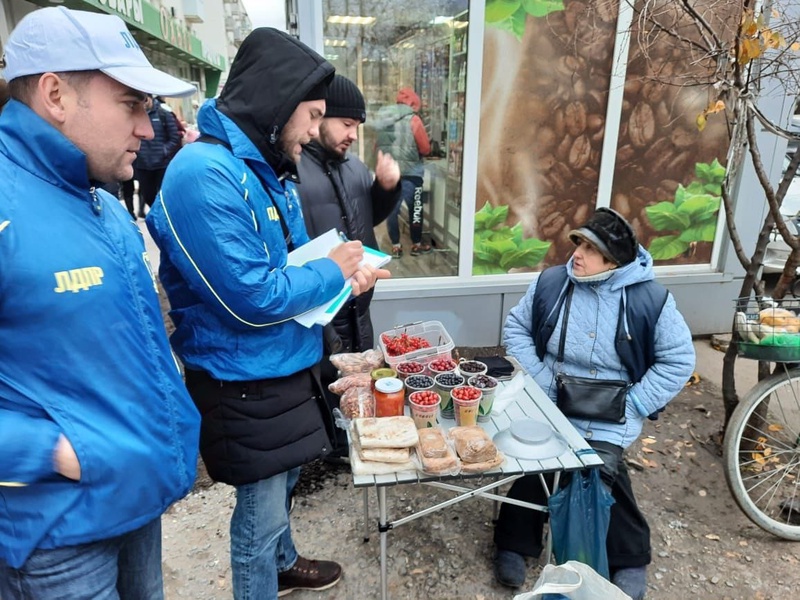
xmin=197 ymin=134 xmax=294 ymax=250
xmin=556 ymin=283 xmax=574 ymax=364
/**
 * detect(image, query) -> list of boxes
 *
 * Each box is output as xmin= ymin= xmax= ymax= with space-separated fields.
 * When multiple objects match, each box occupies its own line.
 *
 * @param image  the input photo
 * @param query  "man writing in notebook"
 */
xmin=146 ymin=29 xmax=389 ymax=598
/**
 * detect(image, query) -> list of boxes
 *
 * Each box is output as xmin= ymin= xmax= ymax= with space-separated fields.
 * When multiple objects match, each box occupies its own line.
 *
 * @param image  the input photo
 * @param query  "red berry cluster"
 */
xmin=451 ymin=386 xmax=481 ymax=401
xmin=396 ymin=361 xmax=424 ymax=374
xmin=381 ymin=333 xmax=431 ymax=357
xmin=429 ymin=358 xmax=457 ymax=372
xmin=410 ymin=391 xmax=440 ymax=406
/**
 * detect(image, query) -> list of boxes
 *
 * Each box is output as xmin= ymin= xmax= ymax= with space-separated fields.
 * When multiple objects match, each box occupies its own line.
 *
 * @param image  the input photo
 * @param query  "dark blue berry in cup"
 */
xmin=405 ymin=375 xmax=434 ymax=388
xmin=435 ymin=373 xmax=464 ymax=387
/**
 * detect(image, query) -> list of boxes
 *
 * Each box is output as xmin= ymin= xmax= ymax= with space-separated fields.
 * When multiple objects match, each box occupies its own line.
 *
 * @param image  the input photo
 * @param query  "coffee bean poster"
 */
xmin=475 ymin=0 xmax=731 ymax=275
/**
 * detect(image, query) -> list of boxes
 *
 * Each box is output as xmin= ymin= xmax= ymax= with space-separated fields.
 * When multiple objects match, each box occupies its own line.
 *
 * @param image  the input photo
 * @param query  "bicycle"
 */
xmin=725 ymin=297 xmax=800 ymax=540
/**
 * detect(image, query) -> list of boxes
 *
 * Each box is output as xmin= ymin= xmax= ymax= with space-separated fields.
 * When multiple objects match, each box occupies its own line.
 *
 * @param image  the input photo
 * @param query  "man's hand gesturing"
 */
xmin=375 ymin=150 xmax=401 ymax=191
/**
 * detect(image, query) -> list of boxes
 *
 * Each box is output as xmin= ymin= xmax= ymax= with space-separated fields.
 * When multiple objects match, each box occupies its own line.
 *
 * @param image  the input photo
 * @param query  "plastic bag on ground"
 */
xmin=513 ymin=561 xmax=631 ymax=600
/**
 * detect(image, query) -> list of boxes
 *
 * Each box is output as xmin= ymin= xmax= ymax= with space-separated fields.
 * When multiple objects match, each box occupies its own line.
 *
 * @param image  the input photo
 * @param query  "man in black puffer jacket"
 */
xmin=133 ymin=95 xmax=181 ymax=217
xmin=297 ymin=75 xmax=401 ymax=457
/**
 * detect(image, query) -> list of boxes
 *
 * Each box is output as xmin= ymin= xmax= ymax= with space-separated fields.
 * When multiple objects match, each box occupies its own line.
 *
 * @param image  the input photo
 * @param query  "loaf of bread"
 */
xmin=418 ymin=428 xmax=449 ymax=458
xmin=349 ymin=433 xmax=416 ymax=475
xmin=417 ymin=446 xmax=460 ymax=475
xmin=354 ymin=416 xmax=419 ymax=448
xmin=759 ymin=307 xmax=800 ymax=331
xmin=459 ymin=451 xmax=505 ymax=474
xmin=359 ymin=445 xmax=410 ymax=464
xmin=449 ymin=426 xmax=497 ymax=463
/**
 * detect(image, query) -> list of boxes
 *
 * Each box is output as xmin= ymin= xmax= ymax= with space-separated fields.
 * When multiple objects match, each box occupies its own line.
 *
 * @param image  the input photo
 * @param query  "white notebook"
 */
xmin=287 ymin=228 xmax=391 ymax=328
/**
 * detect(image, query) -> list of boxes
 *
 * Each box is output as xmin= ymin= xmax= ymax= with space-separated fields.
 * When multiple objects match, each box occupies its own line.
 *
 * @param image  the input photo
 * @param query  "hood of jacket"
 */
xmin=565 ymin=244 xmax=655 ymax=291
xmin=216 ymin=27 xmax=334 ymax=178
xmin=396 ymin=87 xmax=421 ymax=112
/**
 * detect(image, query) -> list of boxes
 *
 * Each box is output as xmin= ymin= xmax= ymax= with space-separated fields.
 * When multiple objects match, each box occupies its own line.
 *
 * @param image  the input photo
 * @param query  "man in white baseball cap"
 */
xmin=0 ymin=7 xmax=200 ymax=598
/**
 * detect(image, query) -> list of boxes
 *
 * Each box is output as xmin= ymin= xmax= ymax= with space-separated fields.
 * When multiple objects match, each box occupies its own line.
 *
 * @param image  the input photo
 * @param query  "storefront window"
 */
xmin=322 ymin=0 xmax=470 ymax=278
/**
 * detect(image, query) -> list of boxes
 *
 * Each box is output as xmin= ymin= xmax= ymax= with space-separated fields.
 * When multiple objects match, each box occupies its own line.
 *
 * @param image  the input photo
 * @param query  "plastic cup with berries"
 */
xmin=433 ymin=372 xmax=465 ymax=418
xmin=395 ymin=360 xmax=426 ymax=381
xmin=408 ymin=390 xmax=441 ymax=429
xmin=457 ymin=359 xmax=488 ymax=380
xmin=403 ymin=374 xmax=435 ymax=402
xmin=468 ymin=374 xmax=499 ymax=422
xmin=428 ymin=357 xmax=458 ymax=377
xmin=451 ymin=385 xmax=483 ymax=427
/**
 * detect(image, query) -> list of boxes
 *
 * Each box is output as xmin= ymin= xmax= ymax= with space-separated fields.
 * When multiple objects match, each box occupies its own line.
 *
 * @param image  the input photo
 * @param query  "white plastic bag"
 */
xmin=514 ymin=561 xmax=631 ymax=600
xmin=492 ymin=371 xmax=525 ymax=413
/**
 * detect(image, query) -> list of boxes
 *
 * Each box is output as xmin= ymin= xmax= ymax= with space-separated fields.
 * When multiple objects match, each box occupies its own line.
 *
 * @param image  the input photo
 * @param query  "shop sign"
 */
xmin=96 ymin=0 xmax=143 ymax=25
xmin=159 ymin=6 xmax=192 ymax=54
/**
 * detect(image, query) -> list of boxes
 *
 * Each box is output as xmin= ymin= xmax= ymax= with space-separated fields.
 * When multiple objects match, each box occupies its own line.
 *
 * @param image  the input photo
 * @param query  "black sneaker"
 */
xmin=277 ymin=556 xmax=342 ymax=596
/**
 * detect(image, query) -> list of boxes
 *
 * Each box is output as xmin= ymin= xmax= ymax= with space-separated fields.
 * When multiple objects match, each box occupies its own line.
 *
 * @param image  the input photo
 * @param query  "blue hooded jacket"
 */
xmin=146 ymin=101 xmax=344 ymax=381
xmin=0 ymin=100 xmax=199 ymax=568
xmin=503 ymin=246 xmax=695 ymax=448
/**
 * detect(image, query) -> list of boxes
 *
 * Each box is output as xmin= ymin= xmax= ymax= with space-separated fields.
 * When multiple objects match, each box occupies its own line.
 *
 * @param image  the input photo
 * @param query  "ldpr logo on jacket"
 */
xmin=53 ymin=266 xmax=104 ymax=293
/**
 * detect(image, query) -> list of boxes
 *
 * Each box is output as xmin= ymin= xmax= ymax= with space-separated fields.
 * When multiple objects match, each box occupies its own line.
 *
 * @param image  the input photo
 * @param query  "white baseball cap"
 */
xmin=1 ymin=7 xmax=196 ymax=97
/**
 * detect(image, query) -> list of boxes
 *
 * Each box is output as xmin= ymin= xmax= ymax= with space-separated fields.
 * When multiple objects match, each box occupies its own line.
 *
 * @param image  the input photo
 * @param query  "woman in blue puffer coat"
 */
xmin=493 ymin=208 xmax=695 ymax=599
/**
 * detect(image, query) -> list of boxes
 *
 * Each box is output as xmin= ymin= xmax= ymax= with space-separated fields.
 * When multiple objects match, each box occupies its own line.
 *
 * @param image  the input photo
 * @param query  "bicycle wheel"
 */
xmin=724 ymin=368 xmax=800 ymax=540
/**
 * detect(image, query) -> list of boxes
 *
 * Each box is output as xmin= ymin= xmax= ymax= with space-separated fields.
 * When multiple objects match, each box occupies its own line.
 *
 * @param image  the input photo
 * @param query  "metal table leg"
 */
xmin=542 ymin=471 xmax=561 ymax=566
xmin=378 ymin=486 xmax=388 ymax=600
xmin=363 ymin=487 xmax=370 ymax=542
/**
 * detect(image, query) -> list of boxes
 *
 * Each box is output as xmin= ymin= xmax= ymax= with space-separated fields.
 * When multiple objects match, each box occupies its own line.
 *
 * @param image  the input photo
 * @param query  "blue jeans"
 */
xmin=0 ymin=519 xmax=163 ymax=599
xmin=231 ymin=468 xmax=300 ymax=600
xmin=386 ymin=176 xmax=424 ymax=245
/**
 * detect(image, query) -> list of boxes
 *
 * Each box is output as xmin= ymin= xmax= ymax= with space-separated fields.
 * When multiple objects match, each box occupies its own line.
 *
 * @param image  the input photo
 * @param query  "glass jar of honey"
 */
xmin=374 ymin=377 xmax=405 ymax=417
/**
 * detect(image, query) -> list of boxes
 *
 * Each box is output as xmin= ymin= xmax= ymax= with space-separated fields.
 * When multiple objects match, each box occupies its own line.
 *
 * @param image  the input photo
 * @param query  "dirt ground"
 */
xmin=160 ymin=350 xmax=800 ymax=599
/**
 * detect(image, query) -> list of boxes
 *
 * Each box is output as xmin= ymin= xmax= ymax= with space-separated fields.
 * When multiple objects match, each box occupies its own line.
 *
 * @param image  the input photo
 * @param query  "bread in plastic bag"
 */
xmin=328 ymin=373 xmax=372 ymax=395
xmin=330 ymin=349 xmax=385 ymax=375
xmin=339 ymin=386 xmax=375 ymax=419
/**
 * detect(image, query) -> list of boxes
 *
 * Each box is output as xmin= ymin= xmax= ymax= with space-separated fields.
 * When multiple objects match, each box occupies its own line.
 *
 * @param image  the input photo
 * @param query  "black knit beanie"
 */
xmin=569 ymin=207 xmax=638 ymax=266
xmin=323 ymin=74 xmax=366 ymax=122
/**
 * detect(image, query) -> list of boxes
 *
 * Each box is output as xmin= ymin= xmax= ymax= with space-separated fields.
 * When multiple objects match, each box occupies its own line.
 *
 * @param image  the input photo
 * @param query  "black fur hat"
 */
xmin=569 ymin=208 xmax=638 ymax=266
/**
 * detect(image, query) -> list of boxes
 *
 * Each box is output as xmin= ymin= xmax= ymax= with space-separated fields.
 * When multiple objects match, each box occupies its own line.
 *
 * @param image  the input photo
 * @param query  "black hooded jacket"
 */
xmin=216 ymin=28 xmax=334 ymax=180
xmin=297 ymin=140 xmax=401 ymax=353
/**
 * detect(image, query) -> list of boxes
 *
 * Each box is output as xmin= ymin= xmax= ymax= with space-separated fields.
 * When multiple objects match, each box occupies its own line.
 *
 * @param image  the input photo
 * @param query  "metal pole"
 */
xmin=379 ymin=486 xmax=388 ymax=600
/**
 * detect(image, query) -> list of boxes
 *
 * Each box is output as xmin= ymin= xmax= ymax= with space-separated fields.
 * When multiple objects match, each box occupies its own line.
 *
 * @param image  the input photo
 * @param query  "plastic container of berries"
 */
xmin=378 ymin=320 xmax=455 ymax=370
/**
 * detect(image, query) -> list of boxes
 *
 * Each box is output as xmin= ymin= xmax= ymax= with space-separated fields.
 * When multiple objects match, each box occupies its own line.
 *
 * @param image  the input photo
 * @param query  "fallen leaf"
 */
xmin=641 ymin=457 xmax=659 ymax=469
xmin=739 ymin=540 xmax=749 ymax=546
xmin=642 ymin=438 xmax=657 ymax=445
xmin=705 ymin=533 xmax=721 ymax=540
xmin=642 ymin=447 xmax=655 ymax=454
xmin=768 ymin=423 xmax=784 ymax=432
xmin=409 ymin=568 xmax=425 ymax=575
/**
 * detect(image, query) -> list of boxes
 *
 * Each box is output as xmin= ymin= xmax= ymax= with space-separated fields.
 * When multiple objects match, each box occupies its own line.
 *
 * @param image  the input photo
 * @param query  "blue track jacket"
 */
xmin=146 ymin=102 xmax=345 ymax=381
xmin=0 ymin=100 xmax=199 ymax=568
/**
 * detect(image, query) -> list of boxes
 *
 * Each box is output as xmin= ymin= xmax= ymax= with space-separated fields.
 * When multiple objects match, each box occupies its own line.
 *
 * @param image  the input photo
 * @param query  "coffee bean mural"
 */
xmin=477 ymin=0 xmax=731 ymax=270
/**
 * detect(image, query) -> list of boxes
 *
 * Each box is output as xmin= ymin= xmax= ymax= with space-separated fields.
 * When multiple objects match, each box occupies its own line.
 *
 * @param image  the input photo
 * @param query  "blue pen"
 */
xmin=338 ymin=231 xmax=349 ymax=243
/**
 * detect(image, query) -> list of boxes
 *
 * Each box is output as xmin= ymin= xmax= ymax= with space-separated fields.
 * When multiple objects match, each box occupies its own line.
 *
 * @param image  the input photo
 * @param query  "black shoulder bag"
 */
xmin=554 ymin=286 xmax=630 ymax=424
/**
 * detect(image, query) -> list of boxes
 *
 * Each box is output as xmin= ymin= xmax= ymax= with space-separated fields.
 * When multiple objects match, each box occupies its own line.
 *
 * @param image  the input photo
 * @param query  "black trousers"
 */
xmin=136 ymin=168 xmax=167 ymax=213
xmin=493 ymin=440 xmax=651 ymax=570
